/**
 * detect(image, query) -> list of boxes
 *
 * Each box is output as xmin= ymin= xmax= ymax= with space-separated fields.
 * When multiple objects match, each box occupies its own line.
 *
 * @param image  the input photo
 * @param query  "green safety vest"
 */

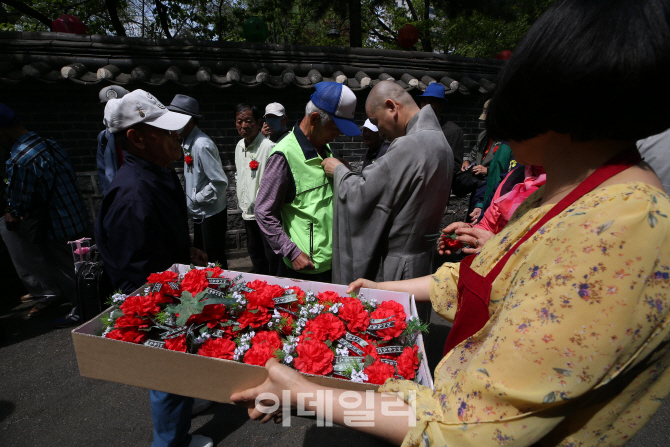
xmin=271 ymin=131 xmax=333 ymax=274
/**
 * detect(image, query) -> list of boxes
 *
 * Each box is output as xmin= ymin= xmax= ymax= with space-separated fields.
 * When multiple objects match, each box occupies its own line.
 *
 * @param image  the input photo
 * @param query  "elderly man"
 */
xmin=255 ymin=82 xmax=361 ymax=282
xmin=94 ymin=90 xmax=212 ymax=447
xmin=261 ymin=102 xmax=290 ymax=143
xmin=234 ymin=103 xmax=277 ymax=275
xmin=417 ymin=83 xmax=464 ymax=173
xmin=361 ymin=119 xmax=390 ymax=170
xmin=1 ymin=104 xmax=88 ymax=325
xmin=168 ymin=94 xmax=229 ymax=267
xmin=323 ymin=81 xmax=453 ymax=287
xmin=96 ymin=85 xmax=130 ymax=195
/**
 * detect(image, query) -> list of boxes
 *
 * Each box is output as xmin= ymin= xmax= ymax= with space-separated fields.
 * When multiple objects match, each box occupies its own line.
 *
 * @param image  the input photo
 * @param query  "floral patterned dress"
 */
xmin=380 ymin=182 xmax=670 ymax=447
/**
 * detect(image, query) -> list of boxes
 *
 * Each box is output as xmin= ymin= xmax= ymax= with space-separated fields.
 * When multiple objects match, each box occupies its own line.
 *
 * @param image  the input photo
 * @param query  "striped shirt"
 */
xmin=6 ymin=131 xmax=88 ymax=240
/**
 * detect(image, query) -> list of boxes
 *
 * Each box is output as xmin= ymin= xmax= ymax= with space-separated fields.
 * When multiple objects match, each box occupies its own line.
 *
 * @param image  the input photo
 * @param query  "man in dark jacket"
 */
xmin=95 ymin=89 xmax=211 ymax=447
xmin=417 ymin=83 xmax=464 ymax=173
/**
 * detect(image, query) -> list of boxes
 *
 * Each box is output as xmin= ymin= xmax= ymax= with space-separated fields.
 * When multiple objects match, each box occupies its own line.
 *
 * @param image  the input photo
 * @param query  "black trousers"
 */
xmin=244 ymin=219 xmax=281 ymax=275
xmin=193 ymin=208 xmax=228 ymax=269
xmin=277 ymin=262 xmax=332 ymax=283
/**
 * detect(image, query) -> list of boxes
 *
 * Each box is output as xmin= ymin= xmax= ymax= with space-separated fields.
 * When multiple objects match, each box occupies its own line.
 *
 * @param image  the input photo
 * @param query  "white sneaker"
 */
xmin=192 ymin=398 xmax=213 ymax=416
xmin=188 ymin=435 xmax=213 ymax=447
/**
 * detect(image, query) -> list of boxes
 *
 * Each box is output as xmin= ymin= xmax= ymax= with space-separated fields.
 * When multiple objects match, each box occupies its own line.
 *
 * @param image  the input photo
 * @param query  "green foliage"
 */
xmin=165 ymin=291 xmax=205 ymax=326
xmin=155 ymin=311 xmax=170 ymax=325
xmin=400 ymin=316 xmax=429 ymax=347
xmin=3 ymin=0 xmax=554 ymax=57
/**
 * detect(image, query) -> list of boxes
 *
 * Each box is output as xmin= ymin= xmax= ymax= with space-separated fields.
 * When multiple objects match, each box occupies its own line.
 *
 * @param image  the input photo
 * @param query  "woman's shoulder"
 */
xmin=578 ymin=181 xmax=670 ymax=216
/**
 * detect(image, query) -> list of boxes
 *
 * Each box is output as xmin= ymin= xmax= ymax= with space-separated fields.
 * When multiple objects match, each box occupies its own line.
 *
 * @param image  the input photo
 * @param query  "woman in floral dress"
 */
xmin=231 ymin=0 xmax=670 ymax=445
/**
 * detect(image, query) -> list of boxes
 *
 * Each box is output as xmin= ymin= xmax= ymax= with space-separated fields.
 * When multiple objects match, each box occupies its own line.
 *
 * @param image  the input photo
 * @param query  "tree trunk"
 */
xmin=1 ymin=0 xmax=52 ymax=30
xmin=155 ymin=0 xmax=173 ymax=38
xmin=349 ymin=0 xmax=361 ymax=47
xmin=105 ymin=0 xmax=127 ymax=36
xmin=422 ymin=0 xmax=433 ymax=52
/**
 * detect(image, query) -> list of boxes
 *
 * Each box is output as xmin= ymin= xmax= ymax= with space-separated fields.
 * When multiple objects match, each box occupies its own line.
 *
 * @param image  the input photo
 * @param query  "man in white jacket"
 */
xmin=234 ymin=103 xmax=277 ymax=274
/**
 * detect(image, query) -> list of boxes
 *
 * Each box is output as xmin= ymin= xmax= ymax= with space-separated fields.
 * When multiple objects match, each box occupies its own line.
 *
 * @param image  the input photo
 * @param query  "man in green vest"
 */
xmin=255 ymin=82 xmax=361 ymax=282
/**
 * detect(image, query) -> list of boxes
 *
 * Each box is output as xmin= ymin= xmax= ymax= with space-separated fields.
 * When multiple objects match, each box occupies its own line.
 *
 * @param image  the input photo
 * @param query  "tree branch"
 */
xmin=0 ymin=0 xmax=52 ymax=30
xmin=421 ymin=0 xmax=432 ymax=52
xmin=155 ymin=0 xmax=172 ymax=38
xmin=404 ymin=0 xmax=420 ymax=21
xmin=376 ymin=17 xmax=395 ymax=35
xmin=105 ymin=0 xmax=127 ymax=36
xmin=370 ymin=27 xmax=395 ymax=44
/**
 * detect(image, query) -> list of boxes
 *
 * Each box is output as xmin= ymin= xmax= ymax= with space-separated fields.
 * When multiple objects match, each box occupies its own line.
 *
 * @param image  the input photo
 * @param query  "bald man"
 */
xmin=322 ymin=81 xmax=453 ymax=285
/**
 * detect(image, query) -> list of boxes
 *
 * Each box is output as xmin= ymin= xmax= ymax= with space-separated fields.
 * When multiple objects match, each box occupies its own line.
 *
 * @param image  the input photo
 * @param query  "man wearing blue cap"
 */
xmin=418 ymin=82 xmax=464 ymax=174
xmin=255 ymin=82 xmax=361 ymax=282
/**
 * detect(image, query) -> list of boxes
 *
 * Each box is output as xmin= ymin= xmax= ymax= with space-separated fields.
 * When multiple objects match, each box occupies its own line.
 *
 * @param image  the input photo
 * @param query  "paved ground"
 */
xmin=1 ymin=256 xmax=669 ymax=446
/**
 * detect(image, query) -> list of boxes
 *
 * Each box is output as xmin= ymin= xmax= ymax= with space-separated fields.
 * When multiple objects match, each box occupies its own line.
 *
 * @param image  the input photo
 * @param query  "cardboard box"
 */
xmin=72 ymin=265 xmax=434 ymax=403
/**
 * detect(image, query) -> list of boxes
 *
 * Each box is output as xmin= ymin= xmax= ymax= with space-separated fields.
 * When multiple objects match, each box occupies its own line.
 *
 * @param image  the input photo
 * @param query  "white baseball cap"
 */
xmin=362 ymin=119 xmax=378 ymax=132
xmin=104 ymin=89 xmax=191 ymax=134
xmin=264 ymin=102 xmax=286 ymax=117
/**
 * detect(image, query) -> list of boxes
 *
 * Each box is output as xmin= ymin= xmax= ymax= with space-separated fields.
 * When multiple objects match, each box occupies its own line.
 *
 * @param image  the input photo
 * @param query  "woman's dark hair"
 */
xmin=235 ymin=103 xmax=261 ymax=122
xmin=486 ymin=0 xmax=670 ymax=142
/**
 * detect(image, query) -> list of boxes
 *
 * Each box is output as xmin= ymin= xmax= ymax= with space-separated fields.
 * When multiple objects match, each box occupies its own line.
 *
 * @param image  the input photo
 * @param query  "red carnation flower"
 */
xmin=278 ymin=313 xmax=294 ymax=335
xmin=251 ymin=331 xmax=282 ymax=350
xmin=114 ymin=314 xmax=150 ymax=329
xmin=294 ymin=339 xmax=334 ymax=376
xmin=106 ymin=327 xmax=148 ymax=344
xmin=181 ymin=269 xmax=210 ymax=296
xmin=120 ymin=295 xmax=161 ymax=318
xmin=237 ymin=309 xmax=271 ymax=329
xmin=145 ymin=290 xmax=176 ymax=306
xmin=147 ymin=270 xmax=179 ymax=285
xmin=301 ymin=313 xmax=345 ymax=342
xmin=186 ymin=304 xmax=228 ymax=328
xmin=198 ymin=337 xmax=235 ymax=360
xmin=370 ymin=300 xmax=407 ymax=341
xmin=243 ymin=344 xmax=278 ymax=366
xmin=338 ymin=299 xmax=370 ymax=333
xmin=185 ymin=155 xmax=194 ymax=165
xmin=316 ymin=291 xmax=342 ymax=310
xmin=249 ymin=160 xmax=259 ymax=170
xmin=203 ymin=266 xmax=226 ymax=278
xmin=363 ymin=360 xmax=396 ymax=385
xmin=245 ymin=280 xmax=278 ymax=312
xmin=165 ymin=334 xmax=188 ymax=352
xmin=396 ymin=346 xmax=420 ymax=380
xmin=361 ymin=342 xmax=379 ymax=360
xmin=284 ymin=286 xmax=306 ymax=312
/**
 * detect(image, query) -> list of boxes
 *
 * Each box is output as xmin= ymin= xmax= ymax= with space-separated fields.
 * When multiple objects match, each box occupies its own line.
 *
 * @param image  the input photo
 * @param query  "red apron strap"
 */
xmin=484 ymin=147 xmax=641 ymax=283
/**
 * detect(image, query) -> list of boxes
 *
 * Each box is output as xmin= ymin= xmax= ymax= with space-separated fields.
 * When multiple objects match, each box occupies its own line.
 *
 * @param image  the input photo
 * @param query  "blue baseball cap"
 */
xmin=0 ymin=103 xmax=19 ymax=128
xmin=418 ymin=83 xmax=446 ymax=100
xmin=310 ymin=82 xmax=361 ymax=136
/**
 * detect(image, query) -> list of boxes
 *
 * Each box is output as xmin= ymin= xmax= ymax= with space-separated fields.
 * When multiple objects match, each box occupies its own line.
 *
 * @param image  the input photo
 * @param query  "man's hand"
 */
xmin=4 ymin=212 xmax=21 ymax=231
xmin=321 ymin=157 xmax=344 ymax=177
xmin=469 ymin=207 xmax=482 ymax=224
xmin=261 ymin=123 xmax=274 ymax=138
xmin=461 ymin=160 xmax=471 ymax=171
xmin=472 ymin=165 xmax=488 ymax=176
xmin=291 ymin=251 xmax=315 ymax=271
xmin=190 ymin=247 xmax=208 ymax=267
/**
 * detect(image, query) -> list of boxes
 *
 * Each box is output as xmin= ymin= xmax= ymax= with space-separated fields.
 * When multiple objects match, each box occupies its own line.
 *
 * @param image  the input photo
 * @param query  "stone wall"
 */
xmin=1 ymin=81 xmax=483 ymax=248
